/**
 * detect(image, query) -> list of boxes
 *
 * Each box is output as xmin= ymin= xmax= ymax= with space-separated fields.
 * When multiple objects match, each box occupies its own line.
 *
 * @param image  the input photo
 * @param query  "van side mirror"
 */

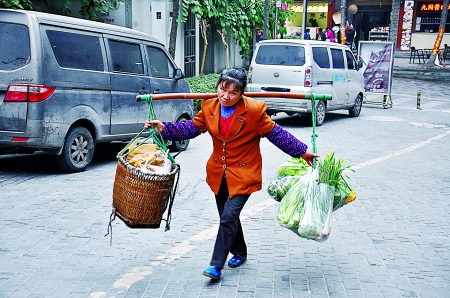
xmin=174 ymin=69 xmax=184 ymax=80
xmin=357 ymin=60 xmax=363 ymax=70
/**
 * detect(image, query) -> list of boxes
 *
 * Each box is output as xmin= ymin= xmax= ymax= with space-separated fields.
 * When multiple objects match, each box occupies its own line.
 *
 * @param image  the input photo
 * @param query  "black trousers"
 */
xmin=210 ymin=178 xmax=250 ymax=268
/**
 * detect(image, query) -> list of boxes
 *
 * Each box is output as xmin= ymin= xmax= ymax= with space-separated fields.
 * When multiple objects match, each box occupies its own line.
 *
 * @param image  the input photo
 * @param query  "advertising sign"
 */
xmin=401 ymin=0 xmax=414 ymax=51
xmin=358 ymin=41 xmax=395 ymax=107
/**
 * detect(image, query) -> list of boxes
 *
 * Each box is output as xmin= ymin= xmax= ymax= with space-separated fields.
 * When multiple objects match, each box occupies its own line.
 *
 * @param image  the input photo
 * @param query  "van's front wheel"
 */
xmin=169 ymin=116 xmax=190 ymax=152
xmin=56 ymin=126 xmax=94 ymax=173
xmin=309 ymin=100 xmax=326 ymax=126
xmin=349 ymin=94 xmax=363 ymax=117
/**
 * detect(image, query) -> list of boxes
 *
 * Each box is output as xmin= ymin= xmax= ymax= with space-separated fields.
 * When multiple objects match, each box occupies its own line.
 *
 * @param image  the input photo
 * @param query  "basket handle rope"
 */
xmin=117 ymin=94 xmax=175 ymax=164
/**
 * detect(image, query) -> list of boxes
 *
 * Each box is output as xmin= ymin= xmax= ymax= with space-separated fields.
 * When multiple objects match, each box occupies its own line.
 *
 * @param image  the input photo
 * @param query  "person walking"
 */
xmin=304 ymin=28 xmax=311 ymax=40
xmin=257 ymin=30 xmax=264 ymax=42
xmin=317 ymin=27 xmax=326 ymax=41
xmin=345 ymin=24 xmax=356 ymax=50
xmin=326 ymin=27 xmax=335 ymax=42
xmin=144 ymin=68 xmax=319 ymax=280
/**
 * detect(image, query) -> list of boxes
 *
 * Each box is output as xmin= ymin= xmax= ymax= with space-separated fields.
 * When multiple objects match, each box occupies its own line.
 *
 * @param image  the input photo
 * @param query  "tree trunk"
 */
xmin=389 ymin=0 xmax=401 ymax=48
xmin=263 ymin=0 xmax=270 ymax=40
xmin=425 ymin=0 xmax=449 ymax=66
xmin=217 ymin=30 xmax=229 ymax=68
xmin=200 ymin=20 xmax=209 ymax=78
xmin=168 ymin=0 xmax=180 ymax=59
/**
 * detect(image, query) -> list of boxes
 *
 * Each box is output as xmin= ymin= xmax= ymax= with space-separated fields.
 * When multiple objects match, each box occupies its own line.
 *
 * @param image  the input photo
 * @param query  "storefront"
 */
xmin=285 ymin=1 xmax=329 ymax=39
xmin=405 ymin=1 xmax=450 ymax=50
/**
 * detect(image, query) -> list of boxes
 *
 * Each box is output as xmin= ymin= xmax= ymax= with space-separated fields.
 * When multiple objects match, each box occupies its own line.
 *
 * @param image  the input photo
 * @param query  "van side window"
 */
xmin=46 ymin=30 xmax=103 ymax=71
xmin=312 ymin=47 xmax=330 ymax=68
xmin=109 ymin=40 xmax=144 ymax=74
xmin=0 ymin=23 xmax=30 ymax=71
xmin=255 ymin=45 xmax=305 ymax=66
xmin=331 ymin=49 xmax=345 ymax=69
xmin=345 ymin=51 xmax=356 ymax=70
xmin=147 ymin=46 xmax=175 ymax=78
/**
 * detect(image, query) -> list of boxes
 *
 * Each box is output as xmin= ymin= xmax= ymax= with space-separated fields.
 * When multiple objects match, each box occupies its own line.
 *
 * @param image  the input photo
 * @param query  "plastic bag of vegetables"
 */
xmin=277 ymin=167 xmax=334 ymax=241
xmin=267 ymin=157 xmax=309 ymax=202
xmin=267 ymin=176 xmax=302 ymax=202
xmin=276 ymin=168 xmax=314 ymax=234
xmin=297 ymin=172 xmax=334 ymax=241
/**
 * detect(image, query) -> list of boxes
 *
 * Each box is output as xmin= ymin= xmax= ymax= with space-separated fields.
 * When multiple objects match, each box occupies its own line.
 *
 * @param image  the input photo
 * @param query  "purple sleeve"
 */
xmin=161 ymin=120 xmax=201 ymax=141
xmin=265 ymin=124 xmax=308 ymax=158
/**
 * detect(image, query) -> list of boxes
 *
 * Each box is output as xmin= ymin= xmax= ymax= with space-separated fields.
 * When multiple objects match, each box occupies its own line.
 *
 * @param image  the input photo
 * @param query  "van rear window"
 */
xmin=0 ymin=23 xmax=30 ymax=71
xmin=255 ymin=45 xmax=305 ymax=66
xmin=47 ymin=30 xmax=103 ymax=71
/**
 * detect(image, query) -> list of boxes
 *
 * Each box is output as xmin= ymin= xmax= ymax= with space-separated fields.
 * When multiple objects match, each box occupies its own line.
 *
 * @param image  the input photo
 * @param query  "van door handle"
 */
xmin=139 ymin=87 xmax=149 ymax=94
xmin=153 ymin=89 xmax=162 ymax=94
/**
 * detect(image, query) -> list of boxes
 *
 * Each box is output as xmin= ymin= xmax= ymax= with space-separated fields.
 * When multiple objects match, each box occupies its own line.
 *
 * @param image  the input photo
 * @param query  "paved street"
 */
xmin=1 ymin=77 xmax=450 ymax=298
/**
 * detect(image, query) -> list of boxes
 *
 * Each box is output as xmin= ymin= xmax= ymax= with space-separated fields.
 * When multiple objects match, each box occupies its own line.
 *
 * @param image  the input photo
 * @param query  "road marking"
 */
xmin=352 ymin=130 xmax=450 ymax=171
xmin=90 ymin=130 xmax=450 ymax=297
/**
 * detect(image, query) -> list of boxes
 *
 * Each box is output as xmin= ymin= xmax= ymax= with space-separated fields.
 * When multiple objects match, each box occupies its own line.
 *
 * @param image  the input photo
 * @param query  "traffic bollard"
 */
xmin=417 ymin=92 xmax=421 ymax=110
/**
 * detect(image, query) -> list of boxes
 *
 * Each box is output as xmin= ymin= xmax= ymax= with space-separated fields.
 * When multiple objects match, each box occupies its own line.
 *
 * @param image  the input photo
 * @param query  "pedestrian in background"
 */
xmin=304 ymin=28 xmax=311 ymax=40
xmin=317 ymin=28 xmax=326 ymax=41
xmin=257 ymin=30 xmax=264 ymax=42
xmin=346 ymin=24 xmax=356 ymax=50
xmin=144 ymin=68 xmax=319 ymax=280
xmin=326 ymin=27 xmax=335 ymax=42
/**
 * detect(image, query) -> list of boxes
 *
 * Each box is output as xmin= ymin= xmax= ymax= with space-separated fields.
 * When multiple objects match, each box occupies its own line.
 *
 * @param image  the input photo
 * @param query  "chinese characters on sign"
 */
xmin=419 ymin=3 xmax=450 ymax=11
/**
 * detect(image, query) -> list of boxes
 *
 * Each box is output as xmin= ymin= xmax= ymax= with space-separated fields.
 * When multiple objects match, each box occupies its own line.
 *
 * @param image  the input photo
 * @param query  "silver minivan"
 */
xmin=0 ymin=9 xmax=193 ymax=172
xmin=247 ymin=39 xmax=364 ymax=126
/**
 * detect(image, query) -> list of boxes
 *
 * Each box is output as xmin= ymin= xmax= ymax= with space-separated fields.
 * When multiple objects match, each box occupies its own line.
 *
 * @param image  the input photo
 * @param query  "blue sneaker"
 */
xmin=203 ymin=266 xmax=222 ymax=279
xmin=227 ymin=255 xmax=247 ymax=268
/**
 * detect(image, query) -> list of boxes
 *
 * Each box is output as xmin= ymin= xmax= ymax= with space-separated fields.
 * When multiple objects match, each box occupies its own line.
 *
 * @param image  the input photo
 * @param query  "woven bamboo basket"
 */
xmin=112 ymin=158 xmax=180 ymax=228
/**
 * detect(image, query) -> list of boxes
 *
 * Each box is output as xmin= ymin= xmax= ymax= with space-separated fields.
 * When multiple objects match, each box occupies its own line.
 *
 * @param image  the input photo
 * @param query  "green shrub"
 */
xmin=186 ymin=73 xmax=220 ymax=114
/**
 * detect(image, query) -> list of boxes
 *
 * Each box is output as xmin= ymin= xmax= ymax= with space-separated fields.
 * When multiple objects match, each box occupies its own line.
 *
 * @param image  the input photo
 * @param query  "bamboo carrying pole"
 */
xmin=136 ymin=92 xmax=332 ymax=101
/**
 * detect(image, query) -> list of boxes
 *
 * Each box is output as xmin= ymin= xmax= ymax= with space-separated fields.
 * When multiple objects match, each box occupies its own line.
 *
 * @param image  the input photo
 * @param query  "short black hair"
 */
xmin=216 ymin=68 xmax=247 ymax=92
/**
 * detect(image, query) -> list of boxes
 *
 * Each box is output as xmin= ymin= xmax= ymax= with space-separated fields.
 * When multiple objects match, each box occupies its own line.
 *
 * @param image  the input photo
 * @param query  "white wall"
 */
xmin=410 ymin=33 xmax=450 ymax=50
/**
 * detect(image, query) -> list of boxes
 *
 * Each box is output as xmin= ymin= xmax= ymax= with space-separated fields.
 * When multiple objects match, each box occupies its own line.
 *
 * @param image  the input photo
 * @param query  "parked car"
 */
xmin=247 ymin=39 xmax=364 ymax=126
xmin=0 ymin=9 xmax=193 ymax=172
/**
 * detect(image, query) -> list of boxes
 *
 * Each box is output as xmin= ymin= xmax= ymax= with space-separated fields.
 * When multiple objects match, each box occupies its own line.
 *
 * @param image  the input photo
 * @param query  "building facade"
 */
xmin=284 ymin=0 xmax=449 ymax=51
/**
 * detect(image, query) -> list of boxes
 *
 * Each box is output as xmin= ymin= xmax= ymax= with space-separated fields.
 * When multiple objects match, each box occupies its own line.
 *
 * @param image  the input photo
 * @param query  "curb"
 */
xmin=393 ymin=66 xmax=450 ymax=81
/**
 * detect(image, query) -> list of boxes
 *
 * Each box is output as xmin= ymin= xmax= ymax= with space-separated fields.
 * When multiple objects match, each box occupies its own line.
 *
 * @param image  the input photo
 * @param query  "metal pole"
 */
xmin=301 ymin=0 xmax=308 ymax=39
xmin=275 ymin=7 xmax=279 ymax=39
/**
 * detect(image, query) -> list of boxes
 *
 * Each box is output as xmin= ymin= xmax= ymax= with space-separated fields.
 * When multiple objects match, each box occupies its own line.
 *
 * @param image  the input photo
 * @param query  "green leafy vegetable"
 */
xmin=277 ymin=157 xmax=309 ymax=177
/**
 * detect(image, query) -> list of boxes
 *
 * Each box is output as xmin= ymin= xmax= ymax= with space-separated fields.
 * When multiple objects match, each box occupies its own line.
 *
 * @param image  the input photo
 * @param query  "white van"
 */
xmin=247 ymin=39 xmax=364 ymax=125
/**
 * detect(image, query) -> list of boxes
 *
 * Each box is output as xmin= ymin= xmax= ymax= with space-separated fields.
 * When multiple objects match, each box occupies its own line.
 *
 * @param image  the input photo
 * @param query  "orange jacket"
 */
xmin=192 ymin=96 xmax=275 ymax=197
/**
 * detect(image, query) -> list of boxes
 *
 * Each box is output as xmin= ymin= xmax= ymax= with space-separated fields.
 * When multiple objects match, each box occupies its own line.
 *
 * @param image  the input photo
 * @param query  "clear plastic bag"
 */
xmin=277 ymin=168 xmax=334 ymax=242
xmin=277 ymin=168 xmax=314 ymax=233
xmin=267 ymin=176 xmax=302 ymax=202
xmin=297 ymin=179 xmax=334 ymax=242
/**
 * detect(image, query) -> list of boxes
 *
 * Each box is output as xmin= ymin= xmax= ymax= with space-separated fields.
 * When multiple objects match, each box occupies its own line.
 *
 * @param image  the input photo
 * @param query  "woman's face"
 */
xmin=217 ymin=82 xmax=243 ymax=107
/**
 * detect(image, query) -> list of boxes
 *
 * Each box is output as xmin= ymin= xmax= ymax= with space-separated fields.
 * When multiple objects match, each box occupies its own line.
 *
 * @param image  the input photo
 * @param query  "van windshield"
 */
xmin=0 ymin=23 xmax=30 ymax=71
xmin=255 ymin=45 xmax=305 ymax=66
